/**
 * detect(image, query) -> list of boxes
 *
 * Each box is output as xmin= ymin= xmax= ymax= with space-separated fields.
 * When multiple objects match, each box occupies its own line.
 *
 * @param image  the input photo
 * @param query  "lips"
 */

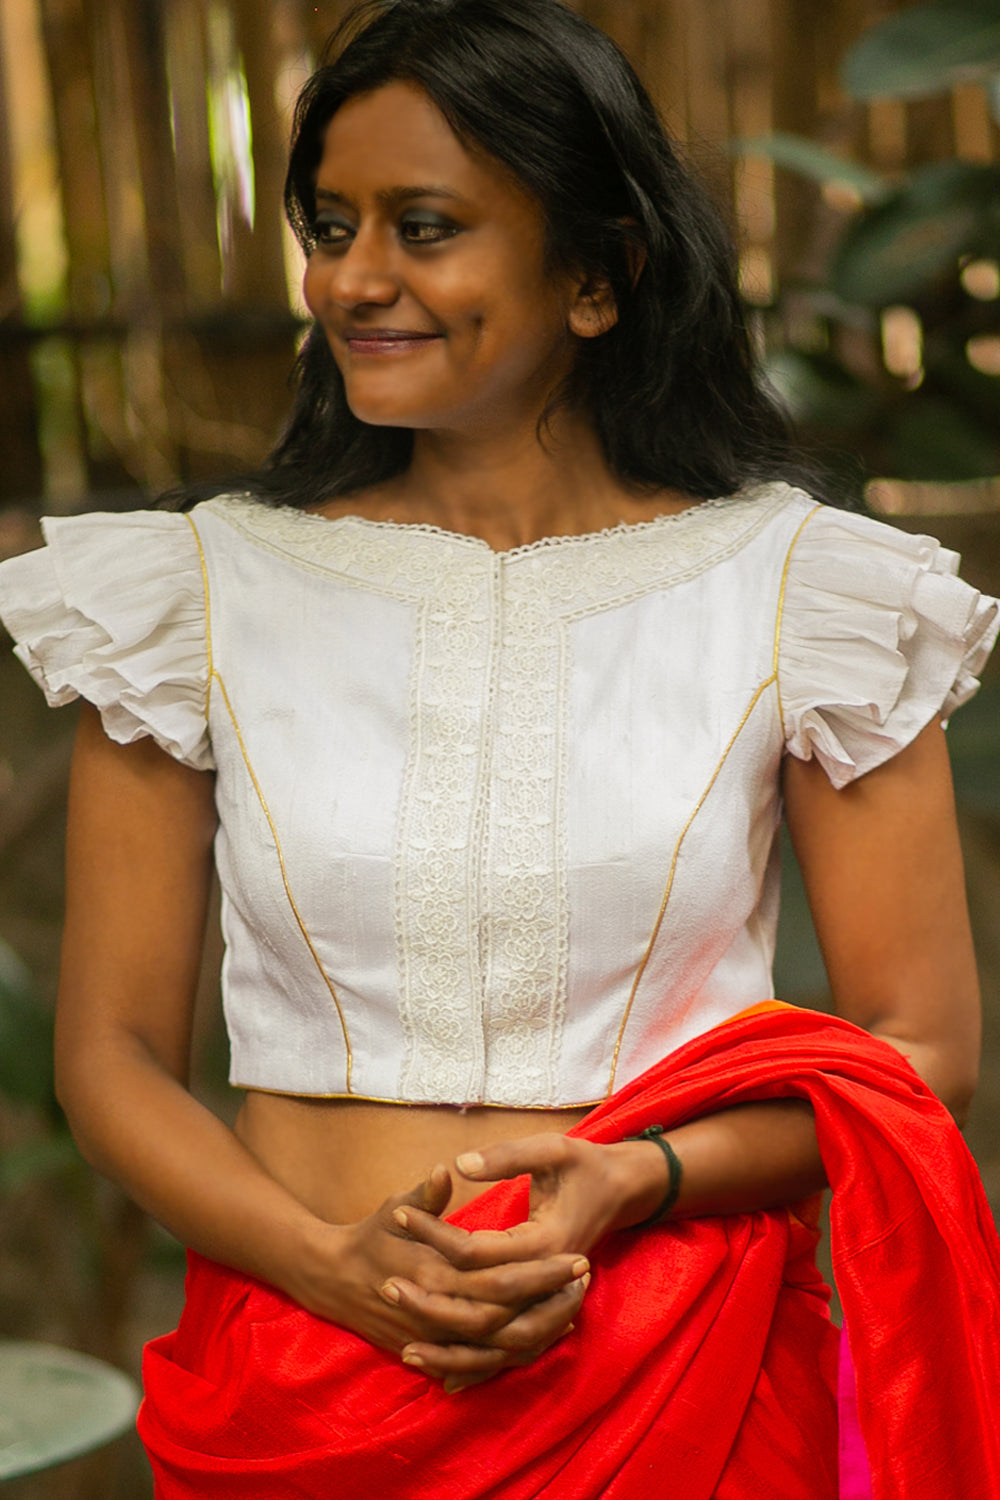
xmin=343 ymin=329 xmax=442 ymax=355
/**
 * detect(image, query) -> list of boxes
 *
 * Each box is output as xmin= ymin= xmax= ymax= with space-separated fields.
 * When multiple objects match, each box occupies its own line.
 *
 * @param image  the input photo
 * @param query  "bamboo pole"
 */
xmin=0 ymin=0 xmax=45 ymax=502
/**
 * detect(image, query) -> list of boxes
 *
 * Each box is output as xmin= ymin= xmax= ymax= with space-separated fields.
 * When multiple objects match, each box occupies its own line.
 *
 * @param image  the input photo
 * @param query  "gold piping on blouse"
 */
xmin=185 ymin=512 xmax=353 ymax=1088
xmin=606 ymin=500 xmax=824 ymax=1096
xmin=236 ymin=1082 xmax=602 ymax=1109
xmin=772 ymin=504 xmax=822 ymax=725
xmin=605 ymin=672 xmax=776 ymax=1096
xmin=211 ymin=669 xmax=355 ymax=1093
xmin=184 ymin=513 xmax=214 ymax=715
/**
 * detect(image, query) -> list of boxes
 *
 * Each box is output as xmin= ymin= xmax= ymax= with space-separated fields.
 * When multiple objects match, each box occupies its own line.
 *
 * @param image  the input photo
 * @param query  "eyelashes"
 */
xmin=311 ymin=215 xmax=461 ymax=249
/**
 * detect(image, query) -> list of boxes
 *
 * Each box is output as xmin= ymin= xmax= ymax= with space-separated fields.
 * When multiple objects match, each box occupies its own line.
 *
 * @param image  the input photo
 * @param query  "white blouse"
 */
xmin=1 ymin=483 xmax=996 ymax=1107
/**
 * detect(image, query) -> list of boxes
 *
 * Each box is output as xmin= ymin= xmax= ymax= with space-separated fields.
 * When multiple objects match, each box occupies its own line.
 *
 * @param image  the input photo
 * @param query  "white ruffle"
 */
xmin=0 ymin=510 xmax=214 ymax=770
xmin=779 ymin=507 xmax=998 ymax=788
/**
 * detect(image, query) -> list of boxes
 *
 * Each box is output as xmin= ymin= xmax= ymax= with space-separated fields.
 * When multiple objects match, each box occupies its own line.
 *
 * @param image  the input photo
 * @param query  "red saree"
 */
xmin=139 ymin=1004 xmax=1000 ymax=1499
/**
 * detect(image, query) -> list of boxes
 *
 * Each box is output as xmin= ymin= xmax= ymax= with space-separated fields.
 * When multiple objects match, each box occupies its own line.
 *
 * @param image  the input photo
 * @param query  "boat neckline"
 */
xmin=209 ymin=485 xmax=776 ymax=561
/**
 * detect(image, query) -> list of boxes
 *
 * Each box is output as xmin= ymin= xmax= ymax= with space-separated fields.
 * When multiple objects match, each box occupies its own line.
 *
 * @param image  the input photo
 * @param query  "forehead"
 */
xmin=315 ymin=80 xmax=536 ymax=214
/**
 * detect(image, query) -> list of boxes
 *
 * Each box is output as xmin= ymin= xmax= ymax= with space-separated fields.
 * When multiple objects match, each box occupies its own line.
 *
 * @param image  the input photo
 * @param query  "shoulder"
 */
xmin=0 ymin=503 xmax=218 ymax=770
xmin=775 ymin=499 xmax=998 ymax=787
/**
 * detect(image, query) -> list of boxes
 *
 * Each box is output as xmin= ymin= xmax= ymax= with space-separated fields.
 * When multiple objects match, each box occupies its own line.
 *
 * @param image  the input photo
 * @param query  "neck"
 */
xmin=390 ymin=409 xmax=641 ymax=552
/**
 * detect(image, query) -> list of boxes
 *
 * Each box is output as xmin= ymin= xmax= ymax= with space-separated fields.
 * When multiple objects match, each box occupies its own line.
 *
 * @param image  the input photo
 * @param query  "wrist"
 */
xmin=603 ymin=1138 xmax=677 ymax=1232
xmin=271 ymin=1210 xmax=354 ymax=1315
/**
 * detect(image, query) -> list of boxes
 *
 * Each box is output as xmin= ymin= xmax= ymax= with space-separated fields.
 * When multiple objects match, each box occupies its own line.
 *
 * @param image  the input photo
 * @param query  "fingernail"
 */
xmin=393 ymin=1208 xmax=410 ymax=1229
xmin=380 ymin=1281 xmax=401 ymax=1304
xmin=444 ymin=1378 xmax=468 ymax=1394
xmin=580 ymin=1272 xmax=591 ymax=1291
xmin=456 ymin=1152 xmax=484 ymax=1176
xmin=401 ymin=1348 xmax=425 ymax=1368
xmin=570 ymin=1257 xmax=589 ymax=1278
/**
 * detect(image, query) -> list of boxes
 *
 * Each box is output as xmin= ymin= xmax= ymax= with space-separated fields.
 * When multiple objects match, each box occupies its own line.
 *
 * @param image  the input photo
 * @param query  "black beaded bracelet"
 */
xmin=625 ymin=1124 xmax=683 ymax=1227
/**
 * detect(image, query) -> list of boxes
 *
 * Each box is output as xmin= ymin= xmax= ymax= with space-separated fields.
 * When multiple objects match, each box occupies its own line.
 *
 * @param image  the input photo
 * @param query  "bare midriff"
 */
xmin=234 ymin=1093 xmax=592 ymax=1225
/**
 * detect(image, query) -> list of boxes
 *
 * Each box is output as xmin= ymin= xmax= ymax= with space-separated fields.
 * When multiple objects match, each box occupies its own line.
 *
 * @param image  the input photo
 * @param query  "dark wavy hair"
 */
xmin=178 ymin=0 xmax=825 ymax=509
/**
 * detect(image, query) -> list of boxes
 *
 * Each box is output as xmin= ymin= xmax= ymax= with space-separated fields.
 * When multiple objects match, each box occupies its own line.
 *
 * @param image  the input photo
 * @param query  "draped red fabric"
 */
xmin=139 ymin=1005 xmax=1000 ymax=1499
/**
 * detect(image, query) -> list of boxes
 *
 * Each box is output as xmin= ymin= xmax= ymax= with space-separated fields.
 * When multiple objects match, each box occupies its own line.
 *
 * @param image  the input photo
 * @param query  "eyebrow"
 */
xmin=313 ymin=185 xmax=467 ymax=209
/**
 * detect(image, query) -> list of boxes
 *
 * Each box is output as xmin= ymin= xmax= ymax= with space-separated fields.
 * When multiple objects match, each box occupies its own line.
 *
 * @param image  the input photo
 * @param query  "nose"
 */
xmin=314 ymin=226 xmax=399 ymax=311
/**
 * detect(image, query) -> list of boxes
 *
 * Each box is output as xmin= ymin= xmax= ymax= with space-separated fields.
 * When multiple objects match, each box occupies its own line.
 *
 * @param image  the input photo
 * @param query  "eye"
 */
xmin=400 ymin=215 xmax=460 ymax=245
xmin=312 ymin=215 xmax=353 ymax=248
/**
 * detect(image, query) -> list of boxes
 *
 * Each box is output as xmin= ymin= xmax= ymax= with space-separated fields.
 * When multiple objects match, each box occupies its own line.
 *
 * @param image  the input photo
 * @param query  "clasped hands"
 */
xmin=310 ymin=1133 xmax=671 ymax=1394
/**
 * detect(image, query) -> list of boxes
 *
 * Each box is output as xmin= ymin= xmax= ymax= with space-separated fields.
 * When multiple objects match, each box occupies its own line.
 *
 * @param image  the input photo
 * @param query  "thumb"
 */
xmin=393 ymin=1161 xmax=453 ymax=1221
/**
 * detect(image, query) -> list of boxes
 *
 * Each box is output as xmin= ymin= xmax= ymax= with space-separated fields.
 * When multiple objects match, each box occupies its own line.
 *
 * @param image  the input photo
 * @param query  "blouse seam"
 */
xmin=772 ymin=503 xmax=824 ymax=728
xmin=184 ymin=513 xmax=214 ymax=716
xmin=212 ymin=669 xmax=354 ymax=1093
xmin=605 ymin=671 xmax=777 ymax=1095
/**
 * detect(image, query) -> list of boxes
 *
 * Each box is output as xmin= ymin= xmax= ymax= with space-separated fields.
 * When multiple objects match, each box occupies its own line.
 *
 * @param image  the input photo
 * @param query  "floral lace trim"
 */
xmin=395 ymin=570 xmax=494 ymax=1101
xmin=479 ymin=568 xmax=569 ymax=1103
xmin=203 ymin=485 xmax=800 ymax=615
xmin=201 ymin=483 xmax=804 ymax=1106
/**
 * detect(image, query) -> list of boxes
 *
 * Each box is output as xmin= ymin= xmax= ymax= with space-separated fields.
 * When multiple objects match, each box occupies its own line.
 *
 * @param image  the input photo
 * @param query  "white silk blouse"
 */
xmin=1 ymin=483 xmax=996 ymax=1107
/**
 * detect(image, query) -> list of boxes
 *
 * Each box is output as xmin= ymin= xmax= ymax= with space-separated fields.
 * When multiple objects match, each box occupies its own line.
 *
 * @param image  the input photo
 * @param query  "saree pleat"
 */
xmin=139 ymin=1004 xmax=1000 ymax=1499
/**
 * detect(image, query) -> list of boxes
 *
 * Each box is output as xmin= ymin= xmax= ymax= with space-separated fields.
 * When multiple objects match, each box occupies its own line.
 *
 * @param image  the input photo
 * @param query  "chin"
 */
xmin=343 ymin=387 xmax=452 ymax=430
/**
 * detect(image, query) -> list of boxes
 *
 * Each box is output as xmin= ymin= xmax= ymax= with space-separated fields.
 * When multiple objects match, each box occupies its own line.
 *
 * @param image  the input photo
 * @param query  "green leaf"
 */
xmin=0 ymin=1134 xmax=80 ymax=1194
xmin=882 ymin=394 xmax=1000 ymax=479
xmin=841 ymin=0 xmax=1000 ymax=101
xmin=764 ymin=349 xmax=881 ymax=429
xmin=831 ymin=162 xmax=1000 ymax=306
xmin=732 ymin=134 xmax=891 ymax=203
xmin=0 ymin=940 xmax=56 ymax=1113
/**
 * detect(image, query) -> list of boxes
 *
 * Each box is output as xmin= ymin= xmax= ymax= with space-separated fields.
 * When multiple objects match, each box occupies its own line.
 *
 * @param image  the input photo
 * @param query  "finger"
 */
xmin=392 ymin=1209 xmax=565 ymax=1268
xmin=383 ymin=1260 xmax=588 ymax=1337
xmin=454 ymin=1134 xmax=573 ymax=1186
xmin=380 ymin=1254 xmax=587 ymax=1326
xmin=406 ymin=1319 xmax=577 ymax=1385
xmin=401 ymin=1342 xmax=508 ymax=1379
xmin=388 ymin=1163 xmax=453 ymax=1230
xmin=486 ymin=1275 xmax=589 ymax=1353
xmin=441 ymin=1349 xmax=552 ymax=1394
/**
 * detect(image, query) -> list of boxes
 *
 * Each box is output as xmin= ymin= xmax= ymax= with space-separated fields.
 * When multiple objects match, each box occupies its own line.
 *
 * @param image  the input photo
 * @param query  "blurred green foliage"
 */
xmin=0 ymin=938 xmax=82 ymax=1197
xmin=738 ymin=0 xmax=1000 ymax=486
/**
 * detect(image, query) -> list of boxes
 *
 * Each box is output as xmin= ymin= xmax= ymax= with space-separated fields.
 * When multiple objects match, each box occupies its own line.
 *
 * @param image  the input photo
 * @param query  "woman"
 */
xmin=1 ymin=1 xmax=999 ymax=1495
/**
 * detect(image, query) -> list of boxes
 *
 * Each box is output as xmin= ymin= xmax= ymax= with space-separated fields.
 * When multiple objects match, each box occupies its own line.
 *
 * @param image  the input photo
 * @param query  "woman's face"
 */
xmin=302 ymin=81 xmax=598 ymax=436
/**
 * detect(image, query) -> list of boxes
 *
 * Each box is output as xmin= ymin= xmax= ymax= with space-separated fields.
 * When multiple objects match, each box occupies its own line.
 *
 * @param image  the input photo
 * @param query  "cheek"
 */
xmin=302 ymin=258 xmax=322 ymax=316
xmin=303 ymin=253 xmax=340 ymax=321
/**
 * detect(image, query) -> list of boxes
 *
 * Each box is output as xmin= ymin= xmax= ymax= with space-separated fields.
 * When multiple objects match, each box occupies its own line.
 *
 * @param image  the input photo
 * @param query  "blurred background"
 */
xmin=1 ymin=0 xmax=999 ymax=1494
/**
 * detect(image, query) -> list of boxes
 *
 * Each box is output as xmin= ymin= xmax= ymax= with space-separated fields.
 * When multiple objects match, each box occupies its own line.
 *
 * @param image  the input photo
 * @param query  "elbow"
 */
xmin=54 ymin=1057 xmax=107 ymax=1171
xmin=927 ymin=1043 xmax=980 ymax=1130
xmin=869 ymin=1029 xmax=979 ymax=1130
xmin=941 ymin=1065 xmax=978 ymax=1131
xmin=54 ymin=1030 xmax=136 ymax=1175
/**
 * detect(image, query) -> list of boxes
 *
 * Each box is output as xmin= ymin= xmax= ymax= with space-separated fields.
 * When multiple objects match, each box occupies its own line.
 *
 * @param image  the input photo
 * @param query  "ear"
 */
xmin=568 ymin=276 xmax=619 ymax=339
xmin=567 ymin=221 xmax=647 ymax=340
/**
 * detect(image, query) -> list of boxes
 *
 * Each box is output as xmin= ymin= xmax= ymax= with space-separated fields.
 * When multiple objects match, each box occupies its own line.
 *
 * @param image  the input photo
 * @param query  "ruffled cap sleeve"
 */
xmin=0 ymin=510 xmax=213 ymax=770
xmin=779 ymin=507 xmax=998 ymax=788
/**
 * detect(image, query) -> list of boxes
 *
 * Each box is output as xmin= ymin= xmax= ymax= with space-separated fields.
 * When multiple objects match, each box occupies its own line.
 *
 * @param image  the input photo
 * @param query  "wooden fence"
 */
xmin=1 ymin=0 xmax=998 ymax=512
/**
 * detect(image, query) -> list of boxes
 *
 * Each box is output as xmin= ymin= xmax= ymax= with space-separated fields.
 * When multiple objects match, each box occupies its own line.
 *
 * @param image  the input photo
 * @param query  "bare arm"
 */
xmin=57 ymin=704 xmax=325 ymax=1279
xmin=56 ymin=705 xmax=587 ymax=1355
xmin=782 ymin=714 xmax=980 ymax=1123
xmin=396 ymin=716 xmax=982 ymax=1384
xmin=675 ymin=714 xmax=980 ymax=1222
xmin=470 ymin=715 xmax=979 ymax=1230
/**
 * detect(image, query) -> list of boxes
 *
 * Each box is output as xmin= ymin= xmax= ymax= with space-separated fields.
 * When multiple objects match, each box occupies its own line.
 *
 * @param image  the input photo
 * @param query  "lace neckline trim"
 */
xmin=204 ymin=483 xmax=791 ymax=561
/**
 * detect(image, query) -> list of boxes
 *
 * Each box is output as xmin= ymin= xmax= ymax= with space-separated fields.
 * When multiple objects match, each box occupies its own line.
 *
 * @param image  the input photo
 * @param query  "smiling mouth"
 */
xmin=343 ymin=330 xmax=443 ymax=355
